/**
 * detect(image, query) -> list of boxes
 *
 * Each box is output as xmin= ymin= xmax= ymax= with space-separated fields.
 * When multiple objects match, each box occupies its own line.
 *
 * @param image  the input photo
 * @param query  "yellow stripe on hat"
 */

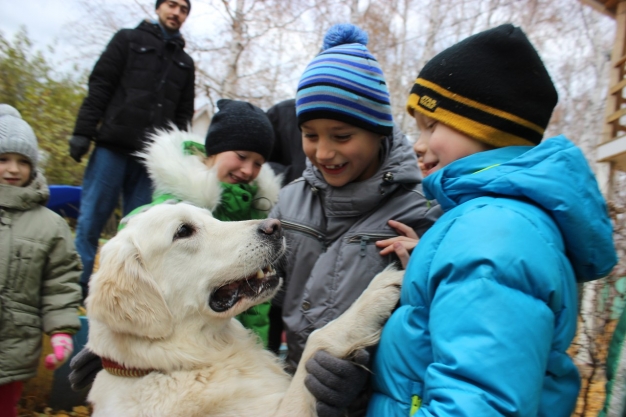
xmin=406 ymin=93 xmax=421 ymax=117
xmin=408 ymin=91 xmax=535 ymax=147
xmin=416 ymin=78 xmax=545 ymax=135
xmin=427 ymin=106 xmax=536 ymax=147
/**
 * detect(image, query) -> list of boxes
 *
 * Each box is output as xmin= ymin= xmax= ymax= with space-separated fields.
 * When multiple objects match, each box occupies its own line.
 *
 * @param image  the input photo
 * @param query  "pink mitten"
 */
xmin=45 ymin=333 xmax=74 ymax=370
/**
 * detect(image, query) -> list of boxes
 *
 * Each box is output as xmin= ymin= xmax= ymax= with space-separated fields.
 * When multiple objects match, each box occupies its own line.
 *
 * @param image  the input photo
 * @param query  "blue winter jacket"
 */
xmin=367 ymin=136 xmax=617 ymax=417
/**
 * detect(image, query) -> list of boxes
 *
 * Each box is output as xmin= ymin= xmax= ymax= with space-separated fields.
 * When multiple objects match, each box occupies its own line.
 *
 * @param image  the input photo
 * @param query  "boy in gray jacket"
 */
xmin=270 ymin=25 xmax=440 ymax=414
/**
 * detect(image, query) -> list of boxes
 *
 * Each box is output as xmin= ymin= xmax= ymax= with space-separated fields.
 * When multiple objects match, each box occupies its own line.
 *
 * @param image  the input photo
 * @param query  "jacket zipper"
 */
xmin=281 ymin=220 xmax=328 ymax=252
xmin=346 ymin=234 xmax=397 ymax=257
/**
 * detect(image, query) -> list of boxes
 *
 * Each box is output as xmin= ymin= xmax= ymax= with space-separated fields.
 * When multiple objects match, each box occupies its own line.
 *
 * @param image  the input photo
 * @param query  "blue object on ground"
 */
xmin=49 ymin=316 xmax=90 ymax=410
xmin=47 ymin=185 xmax=81 ymax=219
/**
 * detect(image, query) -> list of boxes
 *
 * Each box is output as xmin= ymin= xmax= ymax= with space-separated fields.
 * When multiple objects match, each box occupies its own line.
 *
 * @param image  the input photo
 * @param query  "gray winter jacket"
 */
xmin=0 ymin=173 xmax=82 ymax=385
xmin=269 ymin=128 xmax=441 ymax=368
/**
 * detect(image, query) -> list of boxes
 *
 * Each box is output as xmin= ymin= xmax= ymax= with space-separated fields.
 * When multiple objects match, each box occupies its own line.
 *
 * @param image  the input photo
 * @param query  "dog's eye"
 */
xmin=174 ymin=224 xmax=195 ymax=240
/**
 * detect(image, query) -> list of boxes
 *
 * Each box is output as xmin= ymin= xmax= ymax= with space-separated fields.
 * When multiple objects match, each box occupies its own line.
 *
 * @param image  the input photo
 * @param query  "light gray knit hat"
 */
xmin=0 ymin=104 xmax=39 ymax=169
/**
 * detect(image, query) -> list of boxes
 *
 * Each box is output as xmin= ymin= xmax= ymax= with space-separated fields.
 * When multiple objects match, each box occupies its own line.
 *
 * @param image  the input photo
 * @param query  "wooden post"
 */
xmin=603 ymin=1 xmax=626 ymax=147
xmin=597 ymin=1 xmax=626 ymax=199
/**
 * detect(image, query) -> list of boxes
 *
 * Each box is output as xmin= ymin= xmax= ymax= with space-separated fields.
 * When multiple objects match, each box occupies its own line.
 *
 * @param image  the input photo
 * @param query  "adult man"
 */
xmin=69 ymin=0 xmax=195 ymax=300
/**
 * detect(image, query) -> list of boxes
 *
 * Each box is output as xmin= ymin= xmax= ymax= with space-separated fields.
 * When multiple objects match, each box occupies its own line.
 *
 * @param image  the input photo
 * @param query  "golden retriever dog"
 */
xmin=85 ymin=202 xmax=402 ymax=417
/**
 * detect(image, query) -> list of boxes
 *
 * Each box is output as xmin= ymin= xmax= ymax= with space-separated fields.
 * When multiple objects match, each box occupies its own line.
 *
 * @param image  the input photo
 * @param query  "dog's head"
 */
xmin=86 ymin=203 xmax=285 ymax=339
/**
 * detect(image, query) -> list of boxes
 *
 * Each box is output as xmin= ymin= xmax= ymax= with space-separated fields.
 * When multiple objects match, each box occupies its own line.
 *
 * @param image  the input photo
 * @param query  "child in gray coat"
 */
xmin=269 ymin=24 xmax=441 ymax=416
xmin=0 ymin=105 xmax=82 ymax=417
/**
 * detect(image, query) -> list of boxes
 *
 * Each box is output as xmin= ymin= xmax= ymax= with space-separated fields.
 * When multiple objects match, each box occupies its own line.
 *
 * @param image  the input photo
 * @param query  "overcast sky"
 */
xmin=1 ymin=0 xmax=81 ymax=52
xmin=0 ymin=0 xmax=92 ymax=75
xmin=1 ymin=0 xmax=218 ymax=74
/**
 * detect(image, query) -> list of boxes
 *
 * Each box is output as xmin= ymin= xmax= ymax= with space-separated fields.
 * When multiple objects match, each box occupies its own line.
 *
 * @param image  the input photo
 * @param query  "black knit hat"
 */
xmin=156 ymin=0 xmax=190 ymax=12
xmin=407 ymin=24 xmax=558 ymax=147
xmin=204 ymin=99 xmax=275 ymax=161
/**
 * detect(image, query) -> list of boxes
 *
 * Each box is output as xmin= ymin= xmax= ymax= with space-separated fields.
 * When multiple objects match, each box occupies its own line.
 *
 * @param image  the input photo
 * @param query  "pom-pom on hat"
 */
xmin=204 ymin=99 xmax=275 ymax=161
xmin=296 ymin=23 xmax=393 ymax=136
xmin=407 ymin=24 xmax=558 ymax=147
xmin=0 ymin=104 xmax=39 ymax=169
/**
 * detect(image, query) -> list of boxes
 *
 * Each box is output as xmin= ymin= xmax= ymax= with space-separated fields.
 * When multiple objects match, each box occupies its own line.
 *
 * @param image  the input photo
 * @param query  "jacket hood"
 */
xmin=0 ymin=171 xmax=49 ymax=210
xmin=302 ymin=126 xmax=423 ymax=217
xmin=424 ymin=135 xmax=616 ymax=282
xmin=137 ymin=126 xmax=281 ymax=212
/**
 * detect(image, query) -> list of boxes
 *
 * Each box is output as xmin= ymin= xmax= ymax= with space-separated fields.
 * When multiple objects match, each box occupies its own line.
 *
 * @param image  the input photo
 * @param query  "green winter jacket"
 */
xmin=0 ymin=173 xmax=82 ymax=385
xmin=121 ymin=131 xmax=281 ymax=347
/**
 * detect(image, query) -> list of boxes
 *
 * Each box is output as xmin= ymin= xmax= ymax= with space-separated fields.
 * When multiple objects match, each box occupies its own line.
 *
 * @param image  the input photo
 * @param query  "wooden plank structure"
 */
xmin=581 ymin=0 xmax=626 ymax=196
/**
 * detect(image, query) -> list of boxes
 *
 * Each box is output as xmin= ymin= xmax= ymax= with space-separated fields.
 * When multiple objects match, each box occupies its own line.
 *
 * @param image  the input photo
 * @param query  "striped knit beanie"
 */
xmin=407 ymin=24 xmax=558 ymax=147
xmin=0 ymin=104 xmax=38 ymax=170
xmin=296 ymin=23 xmax=393 ymax=136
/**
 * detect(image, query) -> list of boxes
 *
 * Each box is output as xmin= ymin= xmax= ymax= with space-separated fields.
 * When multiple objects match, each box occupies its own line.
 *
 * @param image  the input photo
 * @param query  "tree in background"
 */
xmin=66 ymin=0 xmax=615 ymax=144
xmin=0 ymin=28 xmax=87 ymax=186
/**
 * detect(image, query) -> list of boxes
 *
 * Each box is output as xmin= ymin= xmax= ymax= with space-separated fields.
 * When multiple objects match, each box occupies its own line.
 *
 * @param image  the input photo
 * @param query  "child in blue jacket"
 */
xmin=306 ymin=24 xmax=617 ymax=417
xmin=368 ymin=23 xmax=617 ymax=417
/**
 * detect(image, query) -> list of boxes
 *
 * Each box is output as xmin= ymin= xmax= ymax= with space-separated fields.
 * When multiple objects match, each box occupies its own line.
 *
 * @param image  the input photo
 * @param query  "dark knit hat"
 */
xmin=204 ymin=99 xmax=275 ymax=161
xmin=156 ymin=0 xmax=190 ymax=12
xmin=296 ymin=23 xmax=394 ymax=136
xmin=407 ymin=24 xmax=558 ymax=147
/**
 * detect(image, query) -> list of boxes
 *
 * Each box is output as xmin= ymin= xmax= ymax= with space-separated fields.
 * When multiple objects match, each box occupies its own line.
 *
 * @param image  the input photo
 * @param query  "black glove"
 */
xmin=69 ymin=135 xmax=91 ymax=162
xmin=68 ymin=347 xmax=102 ymax=391
xmin=304 ymin=349 xmax=371 ymax=417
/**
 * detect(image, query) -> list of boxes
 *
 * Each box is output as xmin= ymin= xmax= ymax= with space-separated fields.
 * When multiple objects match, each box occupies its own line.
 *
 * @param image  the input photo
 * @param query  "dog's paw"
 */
xmin=359 ymin=266 xmax=403 ymax=314
xmin=367 ymin=265 xmax=403 ymax=291
xmin=308 ymin=266 xmax=404 ymax=356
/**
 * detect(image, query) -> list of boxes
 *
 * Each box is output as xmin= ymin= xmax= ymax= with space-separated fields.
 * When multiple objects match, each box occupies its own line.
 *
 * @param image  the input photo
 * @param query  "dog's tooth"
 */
xmin=256 ymin=270 xmax=264 ymax=279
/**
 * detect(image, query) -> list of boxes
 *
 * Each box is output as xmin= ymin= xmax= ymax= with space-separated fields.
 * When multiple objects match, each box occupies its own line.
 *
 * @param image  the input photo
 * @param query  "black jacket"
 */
xmin=73 ymin=20 xmax=195 ymax=153
xmin=266 ymin=99 xmax=305 ymax=186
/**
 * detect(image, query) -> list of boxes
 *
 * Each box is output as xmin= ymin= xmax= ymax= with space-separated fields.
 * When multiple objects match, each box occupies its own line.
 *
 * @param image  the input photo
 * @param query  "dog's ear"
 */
xmin=86 ymin=237 xmax=174 ymax=339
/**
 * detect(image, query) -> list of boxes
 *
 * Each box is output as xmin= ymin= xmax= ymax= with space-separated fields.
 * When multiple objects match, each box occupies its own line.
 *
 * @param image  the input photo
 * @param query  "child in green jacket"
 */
xmin=69 ymin=99 xmax=280 ymax=391
xmin=121 ymin=99 xmax=281 ymax=345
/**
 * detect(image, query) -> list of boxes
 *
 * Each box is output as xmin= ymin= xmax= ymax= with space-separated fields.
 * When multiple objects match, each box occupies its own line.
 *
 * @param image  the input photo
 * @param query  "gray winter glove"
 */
xmin=69 ymin=135 xmax=91 ymax=162
xmin=304 ymin=349 xmax=371 ymax=417
xmin=69 ymin=347 xmax=102 ymax=391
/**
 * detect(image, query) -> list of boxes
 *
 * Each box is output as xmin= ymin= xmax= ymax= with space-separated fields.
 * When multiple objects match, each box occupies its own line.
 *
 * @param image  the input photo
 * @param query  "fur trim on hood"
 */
xmin=137 ymin=126 xmax=282 ymax=212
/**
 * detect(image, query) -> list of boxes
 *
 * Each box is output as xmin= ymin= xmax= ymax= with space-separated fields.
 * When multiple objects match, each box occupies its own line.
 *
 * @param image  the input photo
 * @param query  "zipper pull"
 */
xmin=360 ymin=236 xmax=370 ymax=257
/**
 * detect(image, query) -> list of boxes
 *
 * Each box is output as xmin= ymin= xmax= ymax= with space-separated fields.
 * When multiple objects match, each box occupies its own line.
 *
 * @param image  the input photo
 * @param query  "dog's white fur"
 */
xmin=86 ymin=203 xmax=403 ymax=417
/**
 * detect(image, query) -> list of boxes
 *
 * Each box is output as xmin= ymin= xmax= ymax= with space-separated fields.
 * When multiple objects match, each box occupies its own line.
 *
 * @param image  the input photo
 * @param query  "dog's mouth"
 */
xmin=209 ymin=266 xmax=279 ymax=313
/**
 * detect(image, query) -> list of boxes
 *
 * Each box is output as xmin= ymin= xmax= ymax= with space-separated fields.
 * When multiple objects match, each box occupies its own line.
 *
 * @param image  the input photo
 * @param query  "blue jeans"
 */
xmin=75 ymin=146 xmax=153 ymax=300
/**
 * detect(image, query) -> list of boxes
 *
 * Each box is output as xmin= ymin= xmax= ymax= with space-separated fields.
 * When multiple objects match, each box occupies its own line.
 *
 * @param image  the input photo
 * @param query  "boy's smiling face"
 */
xmin=301 ymin=119 xmax=383 ymax=188
xmin=205 ymin=151 xmax=265 ymax=184
xmin=414 ymin=112 xmax=492 ymax=176
xmin=0 ymin=153 xmax=32 ymax=187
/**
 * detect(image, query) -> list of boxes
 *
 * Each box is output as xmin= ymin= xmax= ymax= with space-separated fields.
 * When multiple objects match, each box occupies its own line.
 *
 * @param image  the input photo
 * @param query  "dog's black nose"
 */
xmin=257 ymin=219 xmax=282 ymax=239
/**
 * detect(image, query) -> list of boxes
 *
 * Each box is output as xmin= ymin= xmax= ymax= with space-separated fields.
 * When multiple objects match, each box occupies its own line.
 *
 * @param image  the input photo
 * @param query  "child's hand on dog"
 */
xmin=376 ymin=220 xmax=419 ymax=269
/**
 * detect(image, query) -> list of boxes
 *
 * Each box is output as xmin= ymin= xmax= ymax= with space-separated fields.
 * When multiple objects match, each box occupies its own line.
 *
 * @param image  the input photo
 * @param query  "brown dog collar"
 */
xmin=102 ymin=357 xmax=157 ymax=378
